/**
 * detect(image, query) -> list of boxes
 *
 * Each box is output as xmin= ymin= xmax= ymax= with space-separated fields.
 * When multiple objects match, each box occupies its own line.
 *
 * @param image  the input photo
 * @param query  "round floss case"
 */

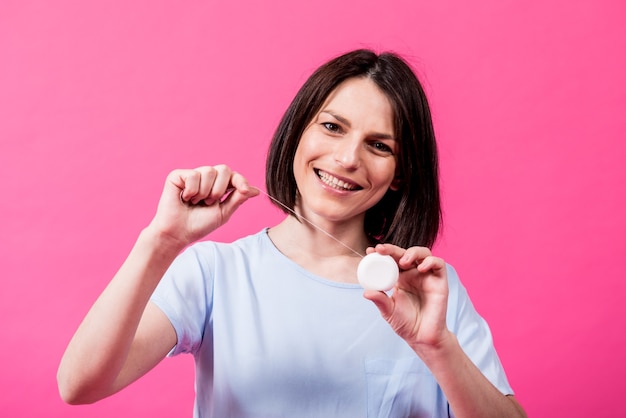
xmin=357 ymin=253 xmax=399 ymax=291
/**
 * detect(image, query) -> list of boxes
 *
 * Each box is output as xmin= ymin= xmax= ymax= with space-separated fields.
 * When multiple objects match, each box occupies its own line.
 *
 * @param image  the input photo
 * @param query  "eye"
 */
xmin=321 ymin=122 xmax=342 ymax=133
xmin=370 ymin=141 xmax=394 ymax=154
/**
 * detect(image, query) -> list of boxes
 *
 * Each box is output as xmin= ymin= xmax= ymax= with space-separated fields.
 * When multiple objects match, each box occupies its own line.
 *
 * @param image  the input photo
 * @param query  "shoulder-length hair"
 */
xmin=265 ymin=49 xmax=441 ymax=249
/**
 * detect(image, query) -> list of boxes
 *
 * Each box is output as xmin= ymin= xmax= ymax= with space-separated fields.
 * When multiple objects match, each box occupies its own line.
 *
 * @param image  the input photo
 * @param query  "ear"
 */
xmin=389 ymin=177 xmax=402 ymax=191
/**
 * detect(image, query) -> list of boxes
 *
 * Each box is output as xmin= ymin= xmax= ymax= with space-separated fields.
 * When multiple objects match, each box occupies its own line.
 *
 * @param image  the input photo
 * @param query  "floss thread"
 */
xmin=180 ymin=186 xmax=399 ymax=291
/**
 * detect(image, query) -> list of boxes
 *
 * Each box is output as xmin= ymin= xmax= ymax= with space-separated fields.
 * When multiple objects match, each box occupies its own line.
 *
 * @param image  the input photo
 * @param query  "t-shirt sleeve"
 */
xmin=150 ymin=243 xmax=214 ymax=356
xmin=446 ymin=265 xmax=514 ymax=396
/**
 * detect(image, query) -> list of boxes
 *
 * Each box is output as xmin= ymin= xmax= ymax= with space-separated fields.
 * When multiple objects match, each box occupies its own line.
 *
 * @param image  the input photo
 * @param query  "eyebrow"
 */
xmin=320 ymin=110 xmax=395 ymax=140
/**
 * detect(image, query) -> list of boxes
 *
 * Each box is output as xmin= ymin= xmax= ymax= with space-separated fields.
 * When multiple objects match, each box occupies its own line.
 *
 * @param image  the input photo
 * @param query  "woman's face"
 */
xmin=292 ymin=77 xmax=399 ymax=225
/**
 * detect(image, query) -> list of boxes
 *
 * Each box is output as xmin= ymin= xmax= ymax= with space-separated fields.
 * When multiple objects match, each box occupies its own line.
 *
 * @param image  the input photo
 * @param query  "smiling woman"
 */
xmin=291 ymin=77 xmax=398 ymax=229
xmin=57 ymin=49 xmax=527 ymax=417
xmin=266 ymin=51 xmax=441 ymax=250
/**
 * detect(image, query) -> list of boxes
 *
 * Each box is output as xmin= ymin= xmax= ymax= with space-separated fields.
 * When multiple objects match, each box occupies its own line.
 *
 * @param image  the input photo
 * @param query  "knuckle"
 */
xmin=213 ymin=164 xmax=230 ymax=174
xmin=201 ymin=166 xmax=217 ymax=176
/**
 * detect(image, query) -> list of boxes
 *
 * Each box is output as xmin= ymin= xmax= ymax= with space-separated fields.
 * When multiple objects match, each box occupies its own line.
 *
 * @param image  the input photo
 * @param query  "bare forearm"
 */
xmin=415 ymin=333 xmax=527 ymax=418
xmin=57 ymin=227 xmax=184 ymax=403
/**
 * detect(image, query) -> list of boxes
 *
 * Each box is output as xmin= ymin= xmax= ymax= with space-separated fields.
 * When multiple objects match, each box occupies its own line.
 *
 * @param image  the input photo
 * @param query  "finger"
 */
xmin=209 ymin=165 xmax=235 ymax=205
xmin=175 ymin=170 xmax=201 ymax=203
xmin=371 ymin=244 xmax=433 ymax=270
xmin=398 ymin=246 xmax=433 ymax=269
xmin=363 ymin=289 xmax=394 ymax=319
xmin=372 ymin=243 xmax=402 ymax=256
xmin=417 ymin=255 xmax=446 ymax=274
xmin=228 ymin=171 xmax=258 ymax=195
xmin=193 ymin=166 xmax=219 ymax=205
xmin=219 ymin=173 xmax=260 ymax=220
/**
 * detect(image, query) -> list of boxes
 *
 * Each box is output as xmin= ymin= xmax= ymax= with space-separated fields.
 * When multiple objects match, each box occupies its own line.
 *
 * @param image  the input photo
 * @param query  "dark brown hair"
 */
xmin=266 ymin=49 xmax=441 ymax=248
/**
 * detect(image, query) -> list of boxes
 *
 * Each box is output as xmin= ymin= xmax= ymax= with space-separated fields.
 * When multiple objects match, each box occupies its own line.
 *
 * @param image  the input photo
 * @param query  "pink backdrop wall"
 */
xmin=1 ymin=1 xmax=625 ymax=416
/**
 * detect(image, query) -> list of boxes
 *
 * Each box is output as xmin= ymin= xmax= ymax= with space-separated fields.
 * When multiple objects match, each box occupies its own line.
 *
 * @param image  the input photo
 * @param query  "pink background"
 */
xmin=1 ymin=1 xmax=625 ymax=416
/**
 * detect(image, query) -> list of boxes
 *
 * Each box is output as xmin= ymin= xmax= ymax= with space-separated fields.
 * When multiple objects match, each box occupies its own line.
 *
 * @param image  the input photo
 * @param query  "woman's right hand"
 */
xmin=58 ymin=165 xmax=256 ymax=404
xmin=147 ymin=165 xmax=259 ymax=247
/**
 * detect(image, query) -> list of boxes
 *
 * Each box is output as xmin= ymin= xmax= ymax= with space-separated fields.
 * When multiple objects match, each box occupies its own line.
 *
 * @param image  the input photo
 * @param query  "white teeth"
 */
xmin=317 ymin=170 xmax=357 ymax=190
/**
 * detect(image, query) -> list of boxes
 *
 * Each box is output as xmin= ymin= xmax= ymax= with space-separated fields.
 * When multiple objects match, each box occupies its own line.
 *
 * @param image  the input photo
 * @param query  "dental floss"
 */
xmin=181 ymin=187 xmax=399 ymax=290
xmin=256 ymin=189 xmax=365 ymax=258
xmin=256 ymin=189 xmax=399 ymax=291
xmin=356 ymin=253 xmax=399 ymax=291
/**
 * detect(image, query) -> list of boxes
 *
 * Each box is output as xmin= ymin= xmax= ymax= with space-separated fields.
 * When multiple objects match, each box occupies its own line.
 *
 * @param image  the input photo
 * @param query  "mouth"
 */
xmin=315 ymin=169 xmax=362 ymax=191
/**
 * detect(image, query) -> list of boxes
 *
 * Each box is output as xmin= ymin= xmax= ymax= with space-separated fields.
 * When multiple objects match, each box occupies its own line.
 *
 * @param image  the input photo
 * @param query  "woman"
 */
xmin=58 ymin=49 xmax=526 ymax=417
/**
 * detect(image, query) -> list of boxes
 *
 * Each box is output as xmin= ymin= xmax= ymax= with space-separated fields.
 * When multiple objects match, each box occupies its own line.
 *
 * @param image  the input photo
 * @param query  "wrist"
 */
xmin=411 ymin=330 xmax=460 ymax=366
xmin=138 ymin=225 xmax=189 ymax=257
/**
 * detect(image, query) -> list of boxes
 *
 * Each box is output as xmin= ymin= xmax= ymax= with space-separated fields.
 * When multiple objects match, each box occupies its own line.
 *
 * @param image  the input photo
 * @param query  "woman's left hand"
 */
xmin=363 ymin=244 xmax=451 ymax=352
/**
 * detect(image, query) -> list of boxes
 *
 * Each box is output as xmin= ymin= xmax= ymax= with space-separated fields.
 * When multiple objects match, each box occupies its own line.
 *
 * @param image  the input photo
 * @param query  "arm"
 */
xmin=417 ymin=332 xmax=526 ymax=417
xmin=57 ymin=166 xmax=258 ymax=404
xmin=364 ymin=245 xmax=527 ymax=418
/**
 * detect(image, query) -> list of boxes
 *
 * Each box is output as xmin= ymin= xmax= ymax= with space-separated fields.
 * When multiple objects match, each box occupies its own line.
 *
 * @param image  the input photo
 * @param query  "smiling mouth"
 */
xmin=316 ymin=169 xmax=362 ymax=191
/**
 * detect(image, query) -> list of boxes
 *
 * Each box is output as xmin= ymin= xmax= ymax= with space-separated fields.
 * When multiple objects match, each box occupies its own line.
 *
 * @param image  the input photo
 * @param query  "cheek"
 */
xmin=292 ymin=139 xmax=317 ymax=182
xmin=292 ymin=144 xmax=308 ymax=175
xmin=293 ymin=133 xmax=324 ymax=168
xmin=373 ymin=160 xmax=398 ymax=186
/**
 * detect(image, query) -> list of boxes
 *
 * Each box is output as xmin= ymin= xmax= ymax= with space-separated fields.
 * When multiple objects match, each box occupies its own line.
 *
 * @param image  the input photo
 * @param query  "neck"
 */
xmin=267 ymin=216 xmax=371 ymax=285
xmin=270 ymin=215 xmax=369 ymax=259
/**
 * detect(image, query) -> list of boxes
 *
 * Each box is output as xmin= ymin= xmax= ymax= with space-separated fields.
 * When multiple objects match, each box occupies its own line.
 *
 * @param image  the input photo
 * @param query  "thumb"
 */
xmin=219 ymin=186 xmax=259 ymax=221
xmin=363 ymin=290 xmax=394 ymax=319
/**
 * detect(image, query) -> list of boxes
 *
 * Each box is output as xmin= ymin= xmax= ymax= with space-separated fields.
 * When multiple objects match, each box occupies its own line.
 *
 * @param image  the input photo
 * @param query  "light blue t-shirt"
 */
xmin=151 ymin=229 xmax=513 ymax=418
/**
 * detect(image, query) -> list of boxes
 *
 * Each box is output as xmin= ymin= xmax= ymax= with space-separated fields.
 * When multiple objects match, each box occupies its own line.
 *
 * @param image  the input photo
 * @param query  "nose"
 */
xmin=333 ymin=136 xmax=361 ymax=169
